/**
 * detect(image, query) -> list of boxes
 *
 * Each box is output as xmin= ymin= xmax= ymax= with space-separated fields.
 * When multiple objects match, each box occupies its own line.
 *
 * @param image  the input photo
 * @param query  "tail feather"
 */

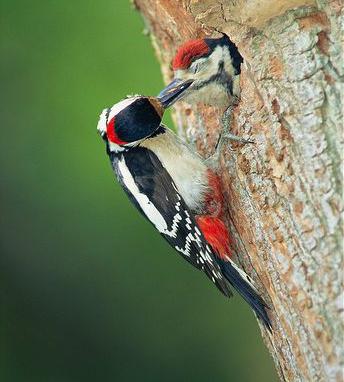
xmin=218 ymin=259 xmax=272 ymax=331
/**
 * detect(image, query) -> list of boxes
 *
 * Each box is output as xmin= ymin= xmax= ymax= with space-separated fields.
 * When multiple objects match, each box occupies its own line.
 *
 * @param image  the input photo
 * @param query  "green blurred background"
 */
xmin=0 ymin=1 xmax=277 ymax=381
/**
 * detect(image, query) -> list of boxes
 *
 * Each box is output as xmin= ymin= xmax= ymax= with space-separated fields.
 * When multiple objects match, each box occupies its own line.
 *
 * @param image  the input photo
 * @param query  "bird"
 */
xmin=97 ymin=90 xmax=271 ymax=330
xmin=158 ymin=34 xmax=251 ymax=144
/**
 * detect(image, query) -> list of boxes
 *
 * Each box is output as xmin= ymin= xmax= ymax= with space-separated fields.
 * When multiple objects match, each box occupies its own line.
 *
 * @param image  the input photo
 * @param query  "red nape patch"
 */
xmin=196 ymin=216 xmax=232 ymax=260
xmin=172 ymin=39 xmax=209 ymax=70
xmin=106 ymin=117 xmax=127 ymax=145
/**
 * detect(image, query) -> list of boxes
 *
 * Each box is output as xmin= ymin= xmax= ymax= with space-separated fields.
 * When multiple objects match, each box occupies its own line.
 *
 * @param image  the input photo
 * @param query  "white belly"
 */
xmin=141 ymin=128 xmax=209 ymax=212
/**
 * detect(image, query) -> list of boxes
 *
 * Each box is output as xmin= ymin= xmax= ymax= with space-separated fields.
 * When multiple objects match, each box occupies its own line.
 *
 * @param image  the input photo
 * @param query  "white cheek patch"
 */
xmin=204 ymin=46 xmax=223 ymax=75
xmin=118 ymin=157 xmax=182 ymax=238
xmin=211 ymin=45 xmax=224 ymax=61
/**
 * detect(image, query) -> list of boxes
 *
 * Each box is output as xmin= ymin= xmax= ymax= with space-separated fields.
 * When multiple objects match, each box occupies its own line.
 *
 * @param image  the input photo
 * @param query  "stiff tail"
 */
xmin=218 ymin=259 xmax=272 ymax=331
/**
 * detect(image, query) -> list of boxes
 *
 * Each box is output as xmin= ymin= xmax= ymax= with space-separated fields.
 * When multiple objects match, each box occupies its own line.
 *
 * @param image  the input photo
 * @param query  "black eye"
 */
xmin=189 ymin=58 xmax=207 ymax=74
xmin=190 ymin=62 xmax=200 ymax=74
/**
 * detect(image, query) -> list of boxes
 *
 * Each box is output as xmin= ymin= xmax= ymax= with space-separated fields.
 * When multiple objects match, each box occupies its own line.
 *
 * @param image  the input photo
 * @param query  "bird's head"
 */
xmin=98 ymin=85 xmax=193 ymax=153
xmin=158 ymin=34 xmax=243 ymax=107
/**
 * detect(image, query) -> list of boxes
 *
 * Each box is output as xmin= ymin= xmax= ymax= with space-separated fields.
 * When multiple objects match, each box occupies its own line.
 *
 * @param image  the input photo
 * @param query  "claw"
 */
xmin=220 ymin=100 xmax=254 ymax=146
xmin=222 ymin=133 xmax=254 ymax=145
xmin=214 ymin=133 xmax=254 ymax=153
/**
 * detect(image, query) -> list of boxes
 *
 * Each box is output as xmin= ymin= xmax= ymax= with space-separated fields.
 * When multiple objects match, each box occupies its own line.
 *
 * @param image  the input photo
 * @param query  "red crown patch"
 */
xmin=172 ymin=39 xmax=209 ymax=70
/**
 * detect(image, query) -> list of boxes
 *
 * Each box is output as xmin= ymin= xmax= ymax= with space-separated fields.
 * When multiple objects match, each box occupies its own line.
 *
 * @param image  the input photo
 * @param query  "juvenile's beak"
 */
xmin=157 ymin=79 xmax=193 ymax=108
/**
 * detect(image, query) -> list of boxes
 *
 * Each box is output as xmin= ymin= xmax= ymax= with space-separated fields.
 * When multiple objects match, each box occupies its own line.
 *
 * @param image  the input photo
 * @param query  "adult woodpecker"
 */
xmin=158 ymin=34 xmax=250 ymax=144
xmin=97 ymin=90 xmax=271 ymax=330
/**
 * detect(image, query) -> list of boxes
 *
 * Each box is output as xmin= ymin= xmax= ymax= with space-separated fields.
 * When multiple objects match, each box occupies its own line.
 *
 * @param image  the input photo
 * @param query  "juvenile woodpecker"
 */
xmin=158 ymin=34 xmax=243 ymax=108
xmin=97 ymin=90 xmax=271 ymax=330
xmin=158 ymin=34 xmax=250 ymax=144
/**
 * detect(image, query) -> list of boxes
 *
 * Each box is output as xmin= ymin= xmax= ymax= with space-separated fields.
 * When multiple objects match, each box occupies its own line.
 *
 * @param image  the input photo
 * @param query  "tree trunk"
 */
xmin=133 ymin=1 xmax=343 ymax=381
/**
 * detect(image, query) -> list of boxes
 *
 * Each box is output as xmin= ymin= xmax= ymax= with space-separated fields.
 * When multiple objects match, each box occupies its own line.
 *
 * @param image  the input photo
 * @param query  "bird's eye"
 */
xmin=189 ymin=58 xmax=207 ymax=74
xmin=190 ymin=62 xmax=200 ymax=74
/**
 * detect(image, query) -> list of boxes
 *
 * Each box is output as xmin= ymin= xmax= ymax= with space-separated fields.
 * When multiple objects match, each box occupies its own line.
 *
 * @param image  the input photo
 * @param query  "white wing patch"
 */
xmin=118 ymin=157 xmax=182 ymax=238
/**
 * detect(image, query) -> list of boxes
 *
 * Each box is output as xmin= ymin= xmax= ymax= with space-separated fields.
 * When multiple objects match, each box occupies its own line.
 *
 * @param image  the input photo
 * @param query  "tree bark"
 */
xmin=133 ymin=1 xmax=343 ymax=381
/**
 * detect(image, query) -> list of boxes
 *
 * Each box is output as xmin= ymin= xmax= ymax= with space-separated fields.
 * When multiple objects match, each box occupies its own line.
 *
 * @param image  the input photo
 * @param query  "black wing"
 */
xmin=107 ymin=146 xmax=272 ymax=329
xmin=109 ymin=146 xmax=232 ymax=297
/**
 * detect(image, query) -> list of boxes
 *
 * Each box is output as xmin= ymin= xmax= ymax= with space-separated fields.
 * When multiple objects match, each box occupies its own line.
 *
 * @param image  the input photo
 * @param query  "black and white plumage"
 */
xmin=97 ymin=95 xmax=272 ymax=330
xmin=158 ymin=34 xmax=243 ymax=108
xmin=110 ymin=144 xmax=232 ymax=296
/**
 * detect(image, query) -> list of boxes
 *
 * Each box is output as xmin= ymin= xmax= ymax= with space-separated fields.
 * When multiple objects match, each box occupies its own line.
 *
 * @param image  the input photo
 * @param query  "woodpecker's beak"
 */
xmin=157 ymin=79 xmax=193 ymax=108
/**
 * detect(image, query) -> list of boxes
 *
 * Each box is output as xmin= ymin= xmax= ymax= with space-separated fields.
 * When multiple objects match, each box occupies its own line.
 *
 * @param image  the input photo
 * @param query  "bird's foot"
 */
xmin=220 ymin=133 xmax=254 ymax=145
xmin=220 ymin=99 xmax=254 ymax=146
xmin=206 ymin=98 xmax=253 ymax=168
xmin=205 ymin=132 xmax=254 ymax=169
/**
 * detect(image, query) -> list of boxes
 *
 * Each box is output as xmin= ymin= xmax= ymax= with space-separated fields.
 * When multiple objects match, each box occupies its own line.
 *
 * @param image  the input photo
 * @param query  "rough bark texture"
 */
xmin=134 ymin=1 xmax=343 ymax=381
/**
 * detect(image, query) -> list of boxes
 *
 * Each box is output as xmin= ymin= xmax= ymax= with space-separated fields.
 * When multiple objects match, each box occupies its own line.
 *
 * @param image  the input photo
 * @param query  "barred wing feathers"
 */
xmin=109 ymin=146 xmax=232 ymax=297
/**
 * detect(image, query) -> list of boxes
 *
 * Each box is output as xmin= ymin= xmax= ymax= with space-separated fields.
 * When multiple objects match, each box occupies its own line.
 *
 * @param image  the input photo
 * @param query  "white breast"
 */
xmin=141 ymin=128 xmax=209 ymax=213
